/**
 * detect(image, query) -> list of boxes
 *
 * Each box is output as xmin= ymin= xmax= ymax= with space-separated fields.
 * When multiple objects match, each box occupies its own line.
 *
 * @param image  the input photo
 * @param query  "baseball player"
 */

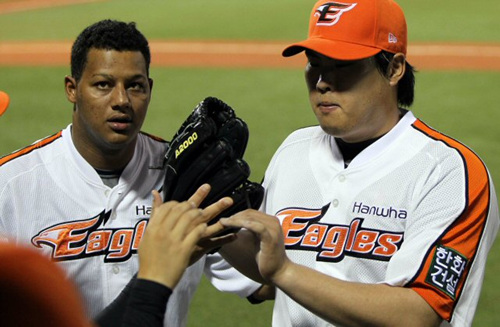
xmin=0 ymin=19 xmax=263 ymax=327
xmin=219 ymin=0 xmax=500 ymax=326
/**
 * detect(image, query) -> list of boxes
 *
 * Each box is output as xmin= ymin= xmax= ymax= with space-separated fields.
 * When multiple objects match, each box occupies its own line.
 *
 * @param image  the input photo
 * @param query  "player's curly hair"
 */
xmin=374 ymin=51 xmax=416 ymax=108
xmin=70 ymin=19 xmax=151 ymax=81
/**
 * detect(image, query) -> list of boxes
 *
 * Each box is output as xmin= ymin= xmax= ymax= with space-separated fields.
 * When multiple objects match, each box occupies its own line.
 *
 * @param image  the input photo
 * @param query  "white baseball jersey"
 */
xmin=0 ymin=124 xmax=260 ymax=327
xmin=261 ymin=111 xmax=499 ymax=327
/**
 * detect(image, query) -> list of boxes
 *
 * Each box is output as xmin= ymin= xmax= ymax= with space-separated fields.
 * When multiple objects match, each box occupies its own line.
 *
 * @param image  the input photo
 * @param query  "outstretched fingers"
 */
xmin=187 ymin=184 xmax=211 ymax=207
xmin=149 ymin=190 xmax=176 ymax=228
xmin=201 ymin=196 xmax=234 ymax=222
xmin=186 ymin=183 xmax=236 ymax=224
xmin=148 ymin=185 xmax=237 ymax=264
xmin=138 ymin=189 xmax=212 ymax=288
xmin=150 ymin=185 xmax=214 ymax=233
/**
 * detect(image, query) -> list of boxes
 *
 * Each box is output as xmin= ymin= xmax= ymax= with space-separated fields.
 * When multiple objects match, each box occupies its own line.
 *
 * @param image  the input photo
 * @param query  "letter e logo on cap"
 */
xmin=315 ymin=2 xmax=357 ymax=26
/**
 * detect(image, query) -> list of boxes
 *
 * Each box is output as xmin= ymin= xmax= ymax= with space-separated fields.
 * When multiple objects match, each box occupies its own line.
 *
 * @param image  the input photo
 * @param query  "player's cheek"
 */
xmin=305 ymin=68 xmax=319 ymax=92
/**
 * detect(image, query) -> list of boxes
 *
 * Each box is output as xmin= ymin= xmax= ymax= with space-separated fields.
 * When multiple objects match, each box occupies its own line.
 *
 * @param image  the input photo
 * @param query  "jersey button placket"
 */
xmin=106 ymin=189 xmax=120 ymax=221
xmin=332 ymin=174 xmax=346 ymax=208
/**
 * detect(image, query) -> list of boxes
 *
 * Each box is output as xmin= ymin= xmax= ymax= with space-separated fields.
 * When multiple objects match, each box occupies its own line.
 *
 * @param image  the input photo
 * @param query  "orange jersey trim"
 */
xmin=0 ymin=131 xmax=63 ymax=167
xmin=409 ymin=120 xmax=490 ymax=321
xmin=139 ymin=131 xmax=167 ymax=143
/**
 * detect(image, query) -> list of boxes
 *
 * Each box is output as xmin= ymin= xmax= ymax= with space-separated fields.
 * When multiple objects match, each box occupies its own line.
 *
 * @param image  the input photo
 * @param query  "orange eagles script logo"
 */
xmin=31 ymin=210 xmax=147 ymax=262
xmin=278 ymin=206 xmax=404 ymax=262
xmin=314 ymin=2 xmax=357 ymax=26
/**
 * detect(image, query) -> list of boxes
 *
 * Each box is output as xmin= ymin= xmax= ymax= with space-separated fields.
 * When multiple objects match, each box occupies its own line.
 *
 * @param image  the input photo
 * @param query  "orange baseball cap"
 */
xmin=283 ymin=0 xmax=407 ymax=60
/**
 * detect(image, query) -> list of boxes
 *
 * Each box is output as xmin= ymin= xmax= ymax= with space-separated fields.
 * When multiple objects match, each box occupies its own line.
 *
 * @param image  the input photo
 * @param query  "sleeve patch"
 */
xmin=425 ymin=245 xmax=468 ymax=299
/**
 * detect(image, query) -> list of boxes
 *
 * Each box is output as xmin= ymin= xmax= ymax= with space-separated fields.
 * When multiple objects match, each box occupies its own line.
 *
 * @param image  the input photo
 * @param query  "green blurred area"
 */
xmin=0 ymin=1 xmax=499 ymax=326
xmin=0 ymin=0 xmax=499 ymax=42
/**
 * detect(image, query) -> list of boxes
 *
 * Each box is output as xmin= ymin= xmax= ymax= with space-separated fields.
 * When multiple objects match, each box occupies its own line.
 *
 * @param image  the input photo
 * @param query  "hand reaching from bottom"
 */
xmin=137 ymin=184 xmax=233 ymax=289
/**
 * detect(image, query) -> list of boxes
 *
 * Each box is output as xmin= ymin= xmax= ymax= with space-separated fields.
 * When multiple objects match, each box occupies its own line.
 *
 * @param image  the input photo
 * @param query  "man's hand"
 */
xmin=219 ymin=209 xmax=292 ymax=284
xmin=137 ymin=184 xmax=234 ymax=289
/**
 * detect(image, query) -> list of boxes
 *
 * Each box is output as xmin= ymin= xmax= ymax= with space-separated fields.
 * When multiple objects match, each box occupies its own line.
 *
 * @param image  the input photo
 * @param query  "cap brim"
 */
xmin=282 ymin=38 xmax=381 ymax=60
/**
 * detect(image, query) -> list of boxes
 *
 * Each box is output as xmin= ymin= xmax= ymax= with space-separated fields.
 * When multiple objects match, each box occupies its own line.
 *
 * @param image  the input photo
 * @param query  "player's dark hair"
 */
xmin=70 ymin=19 xmax=151 ymax=81
xmin=374 ymin=51 xmax=416 ymax=108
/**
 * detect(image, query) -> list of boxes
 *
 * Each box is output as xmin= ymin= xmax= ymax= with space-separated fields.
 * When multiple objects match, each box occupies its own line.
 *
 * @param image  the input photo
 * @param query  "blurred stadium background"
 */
xmin=0 ymin=1 xmax=499 ymax=326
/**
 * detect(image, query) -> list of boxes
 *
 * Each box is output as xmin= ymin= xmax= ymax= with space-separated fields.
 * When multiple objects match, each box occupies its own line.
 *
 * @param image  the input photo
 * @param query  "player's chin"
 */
xmin=104 ymin=129 xmax=139 ymax=147
xmin=314 ymin=112 xmax=349 ymax=136
xmin=317 ymin=122 xmax=345 ymax=138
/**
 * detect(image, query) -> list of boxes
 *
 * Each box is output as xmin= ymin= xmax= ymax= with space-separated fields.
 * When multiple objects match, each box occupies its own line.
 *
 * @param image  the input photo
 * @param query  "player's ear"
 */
xmin=64 ymin=75 xmax=77 ymax=104
xmin=387 ymin=53 xmax=406 ymax=86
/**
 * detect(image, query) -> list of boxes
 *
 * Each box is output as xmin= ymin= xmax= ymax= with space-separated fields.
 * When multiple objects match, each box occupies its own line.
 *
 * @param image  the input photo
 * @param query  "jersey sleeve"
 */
xmin=203 ymin=252 xmax=261 ymax=297
xmin=384 ymin=121 xmax=500 ymax=324
xmin=94 ymin=277 xmax=172 ymax=327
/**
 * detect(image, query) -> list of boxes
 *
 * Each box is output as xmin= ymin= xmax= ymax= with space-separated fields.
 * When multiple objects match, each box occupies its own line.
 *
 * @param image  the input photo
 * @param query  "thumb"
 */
xmin=150 ymin=190 xmax=163 ymax=218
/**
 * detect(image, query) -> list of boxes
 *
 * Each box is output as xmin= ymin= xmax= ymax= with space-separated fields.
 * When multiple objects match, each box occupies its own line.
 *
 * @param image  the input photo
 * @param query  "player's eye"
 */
xmin=95 ymin=81 xmax=111 ymax=89
xmin=129 ymin=82 xmax=145 ymax=91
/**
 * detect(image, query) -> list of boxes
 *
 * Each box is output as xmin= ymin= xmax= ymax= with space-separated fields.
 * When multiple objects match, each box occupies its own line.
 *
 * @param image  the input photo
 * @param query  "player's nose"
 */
xmin=316 ymin=71 xmax=349 ymax=93
xmin=316 ymin=74 xmax=333 ymax=94
xmin=111 ymin=84 xmax=131 ymax=109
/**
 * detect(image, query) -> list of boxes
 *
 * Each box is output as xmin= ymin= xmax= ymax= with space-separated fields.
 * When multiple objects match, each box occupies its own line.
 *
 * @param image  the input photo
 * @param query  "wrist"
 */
xmin=269 ymin=258 xmax=295 ymax=288
xmin=137 ymin=269 xmax=177 ymax=289
xmin=134 ymin=278 xmax=173 ymax=294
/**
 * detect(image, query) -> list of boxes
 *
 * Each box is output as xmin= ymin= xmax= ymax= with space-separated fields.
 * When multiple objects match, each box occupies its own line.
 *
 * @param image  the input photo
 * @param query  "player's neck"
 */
xmin=71 ymin=131 xmax=136 ymax=171
xmin=335 ymin=109 xmax=408 ymax=167
xmin=95 ymin=168 xmax=124 ymax=188
xmin=335 ymin=135 xmax=383 ymax=168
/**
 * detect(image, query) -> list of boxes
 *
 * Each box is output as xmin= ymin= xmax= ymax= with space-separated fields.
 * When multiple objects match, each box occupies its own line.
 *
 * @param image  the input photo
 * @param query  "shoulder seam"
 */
xmin=139 ymin=131 xmax=168 ymax=143
xmin=0 ymin=131 xmax=63 ymax=167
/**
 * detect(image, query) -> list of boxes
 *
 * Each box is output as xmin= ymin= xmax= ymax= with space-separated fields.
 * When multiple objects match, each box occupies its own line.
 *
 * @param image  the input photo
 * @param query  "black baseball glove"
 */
xmin=162 ymin=96 xmax=264 ymax=227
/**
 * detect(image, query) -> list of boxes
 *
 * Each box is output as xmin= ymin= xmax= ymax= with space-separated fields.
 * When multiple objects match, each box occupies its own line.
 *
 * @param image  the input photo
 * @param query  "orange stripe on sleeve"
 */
xmin=409 ymin=120 xmax=490 ymax=321
xmin=0 ymin=131 xmax=63 ymax=167
xmin=139 ymin=131 xmax=167 ymax=143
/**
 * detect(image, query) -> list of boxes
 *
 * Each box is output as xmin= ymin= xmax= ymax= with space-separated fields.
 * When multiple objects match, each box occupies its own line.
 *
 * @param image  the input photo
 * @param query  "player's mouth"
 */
xmin=108 ymin=115 xmax=133 ymax=131
xmin=317 ymin=101 xmax=340 ymax=114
